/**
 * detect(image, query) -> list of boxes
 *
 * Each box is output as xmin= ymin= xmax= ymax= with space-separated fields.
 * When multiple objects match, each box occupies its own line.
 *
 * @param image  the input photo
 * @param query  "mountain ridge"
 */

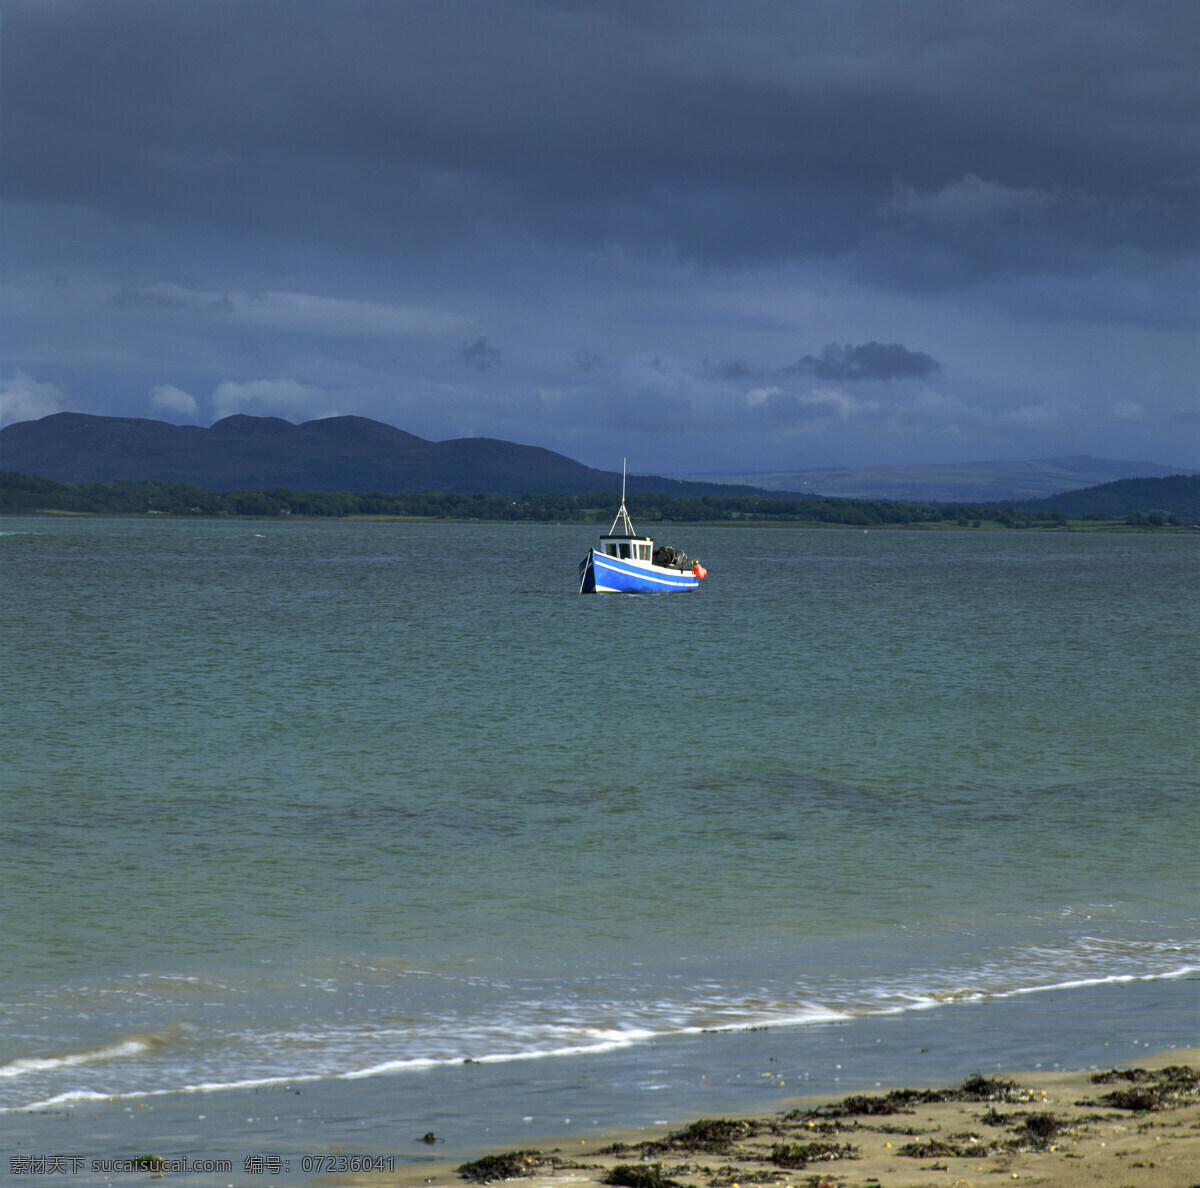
xmin=0 ymin=412 xmax=766 ymax=498
xmin=2 ymin=412 xmax=1192 ymax=503
xmin=673 ymin=455 xmax=1195 ymax=503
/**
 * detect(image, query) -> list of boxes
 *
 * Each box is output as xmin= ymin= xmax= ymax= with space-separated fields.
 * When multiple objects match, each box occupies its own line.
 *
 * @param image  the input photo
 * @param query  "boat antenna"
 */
xmin=607 ymin=458 xmax=637 ymax=537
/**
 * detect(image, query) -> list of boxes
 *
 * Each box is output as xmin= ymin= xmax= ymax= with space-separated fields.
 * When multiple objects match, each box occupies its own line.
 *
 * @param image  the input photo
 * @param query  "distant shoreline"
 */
xmin=4 ymin=469 xmax=1198 ymax=525
xmin=1 ymin=508 xmax=1194 ymax=532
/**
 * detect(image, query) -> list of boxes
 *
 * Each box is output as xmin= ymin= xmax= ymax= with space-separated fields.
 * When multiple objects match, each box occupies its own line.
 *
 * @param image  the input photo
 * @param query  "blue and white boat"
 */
xmin=578 ymin=475 xmax=707 ymax=594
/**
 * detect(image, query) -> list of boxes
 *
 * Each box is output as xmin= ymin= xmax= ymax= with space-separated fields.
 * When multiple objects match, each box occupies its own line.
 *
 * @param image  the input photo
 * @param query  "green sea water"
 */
xmin=2 ymin=517 xmax=1197 ymax=1119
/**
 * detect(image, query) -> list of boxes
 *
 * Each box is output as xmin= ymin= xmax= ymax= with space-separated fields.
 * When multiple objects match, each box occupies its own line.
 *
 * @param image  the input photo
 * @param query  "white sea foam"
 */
xmin=1001 ymin=965 xmax=1200 ymax=997
xmin=8 ymin=1089 xmax=117 ymax=1110
xmin=0 ymin=1038 xmax=155 ymax=1080
xmin=4 ymin=960 xmax=1196 ymax=1116
xmin=7 ymin=1072 xmax=330 ymax=1113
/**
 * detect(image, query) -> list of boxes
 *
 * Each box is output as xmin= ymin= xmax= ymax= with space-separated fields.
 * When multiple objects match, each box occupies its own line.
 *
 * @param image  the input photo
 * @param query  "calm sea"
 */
xmin=2 ymin=517 xmax=1197 ymax=1175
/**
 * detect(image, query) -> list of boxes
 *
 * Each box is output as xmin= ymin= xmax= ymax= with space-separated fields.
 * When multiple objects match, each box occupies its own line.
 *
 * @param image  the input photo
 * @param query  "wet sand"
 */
xmin=336 ymin=1048 xmax=1200 ymax=1188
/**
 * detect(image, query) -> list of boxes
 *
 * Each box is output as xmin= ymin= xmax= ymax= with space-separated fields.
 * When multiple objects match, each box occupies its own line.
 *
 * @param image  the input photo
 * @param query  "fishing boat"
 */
xmin=578 ymin=469 xmax=707 ymax=594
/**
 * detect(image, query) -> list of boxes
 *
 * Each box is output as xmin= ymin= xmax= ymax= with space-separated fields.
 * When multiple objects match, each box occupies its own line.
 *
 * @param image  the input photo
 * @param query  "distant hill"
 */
xmin=1003 ymin=474 xmax=1200 ymax=519
xmin=673 ymin=456 xmax=1195 ymax=503
xmin=0 ymin=412 xmax=762 ymax=498
xmin=7 ymin=413 xmax=1194 ymax=511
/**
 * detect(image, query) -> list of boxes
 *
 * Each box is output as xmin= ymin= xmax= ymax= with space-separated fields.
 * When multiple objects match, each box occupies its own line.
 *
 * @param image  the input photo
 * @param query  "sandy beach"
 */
xmin=337 ymin=1049 xmax=1200 ymax=1188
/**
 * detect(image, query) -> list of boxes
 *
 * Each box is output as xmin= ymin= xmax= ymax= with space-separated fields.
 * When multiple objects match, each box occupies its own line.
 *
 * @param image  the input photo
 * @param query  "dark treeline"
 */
xmin=1000 ymin=474 xmax=1200 ymax=519
xmin=0 ymin=470 xmax=1191 ymax=527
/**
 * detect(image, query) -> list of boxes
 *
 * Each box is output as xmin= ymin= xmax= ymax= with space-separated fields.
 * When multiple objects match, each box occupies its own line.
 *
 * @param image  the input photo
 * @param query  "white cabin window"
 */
xmin=619 ymin=542 xmax=631 ymax=559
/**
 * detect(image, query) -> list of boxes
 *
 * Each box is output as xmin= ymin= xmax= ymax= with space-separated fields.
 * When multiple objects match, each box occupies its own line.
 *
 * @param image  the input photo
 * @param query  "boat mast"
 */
xmin=607 ymin=458 xmax=637 ymax=537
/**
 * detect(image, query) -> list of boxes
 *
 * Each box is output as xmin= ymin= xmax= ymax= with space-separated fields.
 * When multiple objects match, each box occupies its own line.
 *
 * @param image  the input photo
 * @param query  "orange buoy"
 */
xmin=692 ymin=562 xmax=707 ymax=580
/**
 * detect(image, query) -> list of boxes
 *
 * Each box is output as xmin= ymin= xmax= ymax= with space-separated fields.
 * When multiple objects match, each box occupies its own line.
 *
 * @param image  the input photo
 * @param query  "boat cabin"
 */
xmin=599 ymin=533 xmax=654 ymax=562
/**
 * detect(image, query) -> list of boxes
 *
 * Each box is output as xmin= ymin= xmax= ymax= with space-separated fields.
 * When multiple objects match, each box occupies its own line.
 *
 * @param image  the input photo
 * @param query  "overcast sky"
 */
xmin=2 ymin=0 xmax=1196 ymax=473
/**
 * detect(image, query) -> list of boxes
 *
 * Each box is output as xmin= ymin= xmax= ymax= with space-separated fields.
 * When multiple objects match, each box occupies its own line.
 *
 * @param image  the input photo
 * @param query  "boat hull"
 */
xmin=579 ymin=549 xmax=700 ymax=594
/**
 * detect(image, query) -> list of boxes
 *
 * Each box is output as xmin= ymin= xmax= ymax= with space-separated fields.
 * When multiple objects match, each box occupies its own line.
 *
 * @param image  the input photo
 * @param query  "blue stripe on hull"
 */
xmin=578 ymin=549 xmax=699 ymax=594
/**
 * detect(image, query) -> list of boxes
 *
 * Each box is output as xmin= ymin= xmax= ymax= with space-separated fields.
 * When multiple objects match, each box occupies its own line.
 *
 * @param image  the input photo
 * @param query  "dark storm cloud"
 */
xmin=708 ymin=342 xmax=939 ymax=384
xmin=784 ymin=343 xmax=941 ymax=382
xmin=5 ymin=0 xmax=1196 ymax=269
xmin=459 ymin=337 xmax=503 ymax=373
xmin=572 ymin=352 xmax=604 ymax=374
xmin=705 ymin=359 xmax=766 ymax=383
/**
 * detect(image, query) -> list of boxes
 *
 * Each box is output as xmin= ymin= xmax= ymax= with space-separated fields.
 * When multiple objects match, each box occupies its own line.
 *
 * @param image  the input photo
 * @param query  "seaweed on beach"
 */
xmin=778 ymin=1118 xmax=846 ymax=1135
xmin=977 ymin=1107 xmax=1065 ymax=1149
xmin=951 ymin=1074 xmax=1027 ymax=1101
xmin=886 ymin=1087 xmax=957 ymax=1106
xmin=1098 ymin=1086 xmax=1164 ymax=1111
xmin=896 ymin=1138 xmax=960 ymax=1158
xmin=1087 ymin=1065 xmax=1200 ymax=1112
xmin=1117 ymin=1065 xmax=1195 ymax=1089
xmin=672 ymin=1119 xmax=763 ymax=1146
xmin=1091 ymin=1067 xmax=1160 ymax=1084
xmin=1010 ymin=1112 xmax=1065 ymax=1150
xmin=456 ymin=1150 xmax=546 ymax=1182
xmin=835 ymin=1094 xmax=910 ymax=1116
xmin=780 ymin=1075 xmax=1038 ymax=1140
xmin=787 ymin=1091 xmax=917 ymax=1121
xmin=638 ymin=1118 xmax=764 ymax=1156
xmin=880 ymin=1073 xmax=1037 ymax=1106
xmin=602 ymin=1163 xmax=685 ymax=1188
xmin=897 ymin=1136 xmax=993 ymax=1159
xmin=788 ymin=1083 xmax=964 ymax=1123
xmin=707 ymin=1169 xmax=787 ymax=1186
xmin=768 ymin=1140 xmax=857 ymax=1168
